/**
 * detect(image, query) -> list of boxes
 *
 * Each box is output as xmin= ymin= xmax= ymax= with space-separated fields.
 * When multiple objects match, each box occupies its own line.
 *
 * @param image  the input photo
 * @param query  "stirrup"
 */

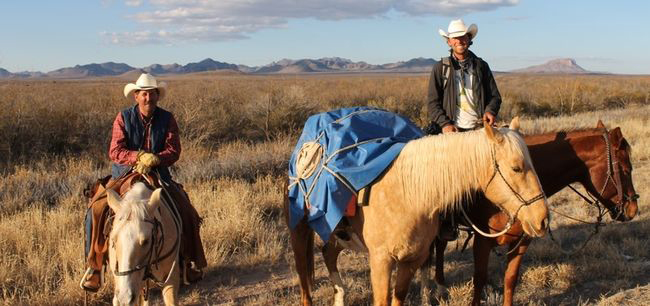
xmin=79 ymin=267 xmax=104 ymax=291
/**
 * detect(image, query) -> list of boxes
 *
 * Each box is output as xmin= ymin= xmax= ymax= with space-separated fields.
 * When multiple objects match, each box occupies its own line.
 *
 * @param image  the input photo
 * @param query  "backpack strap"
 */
xmin=441 ymin=57 xmax=452 ymax=89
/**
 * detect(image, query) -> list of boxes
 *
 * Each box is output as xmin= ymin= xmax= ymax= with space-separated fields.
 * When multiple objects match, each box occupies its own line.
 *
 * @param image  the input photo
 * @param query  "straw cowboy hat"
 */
xmin=123 ymin=73 xmax=167 ymax=100
xmin=438 ymin=19 xmax=478 ymax=40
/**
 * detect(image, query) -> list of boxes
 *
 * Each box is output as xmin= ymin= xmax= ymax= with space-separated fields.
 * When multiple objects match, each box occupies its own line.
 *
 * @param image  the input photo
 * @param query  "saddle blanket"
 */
xmin=287 ymin=107 xmax=423 ymax=241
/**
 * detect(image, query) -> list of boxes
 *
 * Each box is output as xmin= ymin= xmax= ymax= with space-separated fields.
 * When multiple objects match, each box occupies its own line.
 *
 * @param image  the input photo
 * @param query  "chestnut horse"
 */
xmin=107 ymin=182 xmax=181 ymax=305
xmin=286 ymin=121 xmax=549 ymax=306
xmin=425 ymin=121 xmax=639 ymax=306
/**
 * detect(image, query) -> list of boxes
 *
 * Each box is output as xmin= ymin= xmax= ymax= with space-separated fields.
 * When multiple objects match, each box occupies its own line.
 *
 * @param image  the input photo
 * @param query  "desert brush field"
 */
xmin=0 ymin=73 xmax=649 ymax=305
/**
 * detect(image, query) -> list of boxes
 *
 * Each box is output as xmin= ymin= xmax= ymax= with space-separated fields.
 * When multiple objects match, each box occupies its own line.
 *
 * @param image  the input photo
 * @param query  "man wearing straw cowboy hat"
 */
xmin=426 ymin=19 xmax=502 ymax=240
xmin=80 ymin=73 xmax=207 ymax=292
xmin=426 ymin=19 xmax=502 ymax=134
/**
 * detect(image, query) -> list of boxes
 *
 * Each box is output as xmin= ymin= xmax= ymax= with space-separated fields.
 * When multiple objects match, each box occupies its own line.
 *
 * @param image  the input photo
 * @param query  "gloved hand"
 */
xmin=134 ymin=151 xmax=161 ymax=174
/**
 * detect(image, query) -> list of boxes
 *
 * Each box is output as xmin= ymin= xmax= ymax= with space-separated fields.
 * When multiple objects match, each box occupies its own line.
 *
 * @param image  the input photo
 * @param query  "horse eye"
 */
xmin=512 ymin=166 xmax=523 ymax=173
xmin=141 ymin=239 xmax=149 ymax=245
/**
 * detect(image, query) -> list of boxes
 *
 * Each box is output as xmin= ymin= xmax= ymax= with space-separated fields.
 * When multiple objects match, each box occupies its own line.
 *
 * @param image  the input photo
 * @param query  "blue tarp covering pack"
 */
xmin=287 ymin=107 xmax=424 ymax=241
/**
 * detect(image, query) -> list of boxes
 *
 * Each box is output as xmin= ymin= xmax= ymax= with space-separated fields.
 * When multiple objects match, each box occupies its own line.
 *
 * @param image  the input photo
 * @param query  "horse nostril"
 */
xmin=541 ymin=218 xmax=548 ymax=231
xmin=127 ymin=293 xmax=136 ymax=304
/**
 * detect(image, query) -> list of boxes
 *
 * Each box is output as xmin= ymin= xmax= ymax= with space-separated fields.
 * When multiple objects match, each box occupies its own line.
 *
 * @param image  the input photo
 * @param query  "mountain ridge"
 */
xmin=510 ymin=58 xmax=591 ymax=74
xmin=0 ymin=57 xmax=604 ymax=78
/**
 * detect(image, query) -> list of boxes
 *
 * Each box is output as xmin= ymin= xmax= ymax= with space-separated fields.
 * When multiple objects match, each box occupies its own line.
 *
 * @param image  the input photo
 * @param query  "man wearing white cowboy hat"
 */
xmin=426 ymin=19 xmax=502 ymax=241
xmin=81 ymin=73 xmax=207 ymax=292
xmin=426 ymin=19 xmax=502 ymax=135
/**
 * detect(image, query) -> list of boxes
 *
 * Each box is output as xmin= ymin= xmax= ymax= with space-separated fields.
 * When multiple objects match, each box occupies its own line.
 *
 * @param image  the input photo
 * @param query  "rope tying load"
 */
xmin=287 ymin=107 xmax=424 ymax=241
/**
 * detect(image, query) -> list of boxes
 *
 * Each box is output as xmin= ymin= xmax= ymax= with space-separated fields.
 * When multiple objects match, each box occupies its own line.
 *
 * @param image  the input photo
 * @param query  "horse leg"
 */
xmin=161 ymin=260 xmax=181 ymax=306
xmin=393 ymin=254 xmax=429 ymax=306
xmin=138 ymin=285 xmax=149 ymax=306
xmin=290 ymin=218 xmax=315 ymax=306
xmin=418 ymin=248 xmax=432 ymax=306
xmin=472 ymin=235 xmax=494 ymax=306
xmin=419 ymin=238 xmax=448 ymax=304
xmin=369 ymin=253 xmax=394 ymax=306
xmin=434 ymin=239 xmax=449 ymax=294
xmin=322 ymin=241 xmax=346 ymax=306
xmin=502 ymin=238 xmax=531 ymax=306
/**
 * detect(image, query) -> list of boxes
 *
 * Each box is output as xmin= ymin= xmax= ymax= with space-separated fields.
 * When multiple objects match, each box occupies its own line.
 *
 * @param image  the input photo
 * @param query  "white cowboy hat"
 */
xmin=123 ymin=73 xmax=167 ymax=100
xmin=438 ymin=19 xmax=478 ymax=40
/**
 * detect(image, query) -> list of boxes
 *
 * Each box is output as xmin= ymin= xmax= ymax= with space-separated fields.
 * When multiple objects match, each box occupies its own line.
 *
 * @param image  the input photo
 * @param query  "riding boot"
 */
xmin=81 ymin=268 xmax=102 ymax=292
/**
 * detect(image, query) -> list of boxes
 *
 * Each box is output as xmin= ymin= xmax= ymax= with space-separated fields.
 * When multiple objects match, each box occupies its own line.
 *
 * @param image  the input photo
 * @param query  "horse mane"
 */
xmin=110 ymin=183 xmax=154 ymax=237
xmin=393 ymin=128 xmax=529 ymax=214
xmin=526 ymin=126 xmax=632 ymax=156
xmin=525 ymin=127 xmax=606 ymax=146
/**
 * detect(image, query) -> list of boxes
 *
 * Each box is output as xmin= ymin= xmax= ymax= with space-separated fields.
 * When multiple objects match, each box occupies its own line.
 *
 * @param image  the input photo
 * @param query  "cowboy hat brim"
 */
xmin=438 ymin=24 xmax=478 ymax=40
xmin=124 ymin=82 xmax=167 ymax=100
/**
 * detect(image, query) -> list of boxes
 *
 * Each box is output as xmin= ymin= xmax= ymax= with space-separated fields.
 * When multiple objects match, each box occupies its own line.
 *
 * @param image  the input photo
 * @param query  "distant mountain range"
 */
xmin=0 ymin=57 xmax=437 ymax=79
xmin=0 ymin=57 xmax=598 ymax=79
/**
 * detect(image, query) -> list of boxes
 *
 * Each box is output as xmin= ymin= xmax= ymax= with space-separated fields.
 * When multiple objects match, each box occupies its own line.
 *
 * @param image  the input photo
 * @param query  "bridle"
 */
xmin=563 ymin=129 xmax=638 ymax=222
xmin=596 ymin=129 xmax=639 ymax=211
xmin=548 ymin=128 xmax=639 ymax=254
xmin=112 ymin=217 xmax=177 ymax=282
xmin=458 ymin=145 xmax=546 ymax=238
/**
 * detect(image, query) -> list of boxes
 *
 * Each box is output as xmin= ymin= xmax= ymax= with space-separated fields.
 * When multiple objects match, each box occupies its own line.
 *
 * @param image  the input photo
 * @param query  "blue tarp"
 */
xmin=287 ymin=107 xmax=424 ymax=241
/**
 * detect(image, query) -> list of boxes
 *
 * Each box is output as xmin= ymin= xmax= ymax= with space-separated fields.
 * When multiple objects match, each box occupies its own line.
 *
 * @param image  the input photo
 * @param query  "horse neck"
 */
xmin=525 ymin=130 xmax=605 ymax=197
xmin=395 ymin=131 xmax=493 ymax=213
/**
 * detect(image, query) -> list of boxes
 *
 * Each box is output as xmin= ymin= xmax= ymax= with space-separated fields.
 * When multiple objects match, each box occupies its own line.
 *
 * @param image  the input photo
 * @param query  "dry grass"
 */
xmin=0 ymin=73 xmax=648 ymax=305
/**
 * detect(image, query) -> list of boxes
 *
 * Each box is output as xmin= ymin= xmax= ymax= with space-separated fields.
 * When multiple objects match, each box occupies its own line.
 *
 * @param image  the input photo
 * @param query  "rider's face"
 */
xmin=447 ymin=34 xmax=471 ymax=56
xmin=134 ymin=89 xmax=159 ymax=117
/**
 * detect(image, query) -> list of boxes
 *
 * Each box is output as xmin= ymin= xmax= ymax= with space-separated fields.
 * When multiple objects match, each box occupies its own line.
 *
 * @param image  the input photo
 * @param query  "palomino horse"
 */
xmin=424 ymin=121 xmax=639 ymax=306
xmin=107 ymin=182 xmax=181 ymax=305
xmin=286 ymin=120 xmax=549 ymax=306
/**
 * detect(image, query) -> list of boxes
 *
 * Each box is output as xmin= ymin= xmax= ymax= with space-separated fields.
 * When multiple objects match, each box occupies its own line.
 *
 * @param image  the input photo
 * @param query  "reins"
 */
xmin=459 ymin=145 xmax=545 ymax=239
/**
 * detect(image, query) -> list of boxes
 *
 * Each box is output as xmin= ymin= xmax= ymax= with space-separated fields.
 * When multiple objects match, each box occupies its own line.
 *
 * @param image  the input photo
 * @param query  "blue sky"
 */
xmin=1 ymin=0 xmax=648 ymax=74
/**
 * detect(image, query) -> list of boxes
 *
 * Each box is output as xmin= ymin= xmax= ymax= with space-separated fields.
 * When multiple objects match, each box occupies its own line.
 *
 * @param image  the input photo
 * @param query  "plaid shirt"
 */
xmin=109 ymin=109 xmax=181 ymax=167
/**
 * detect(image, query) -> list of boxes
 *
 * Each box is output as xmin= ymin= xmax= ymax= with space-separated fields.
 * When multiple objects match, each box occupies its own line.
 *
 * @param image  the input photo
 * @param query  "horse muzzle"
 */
xmin=114 ymin=289 xmax=138 ymax=306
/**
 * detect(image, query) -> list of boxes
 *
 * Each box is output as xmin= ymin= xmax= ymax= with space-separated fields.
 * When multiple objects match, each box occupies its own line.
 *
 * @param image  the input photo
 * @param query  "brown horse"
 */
xmin=286 ymin=120 xmax=549 ymax=306
xmin=423 ymin=120 xmax=639 ymax=306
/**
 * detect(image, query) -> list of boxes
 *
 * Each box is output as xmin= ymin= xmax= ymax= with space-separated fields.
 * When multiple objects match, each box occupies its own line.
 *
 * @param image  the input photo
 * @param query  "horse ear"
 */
xmin=107 ymin=189 xmax=122 ymax=212
xmin=610 ymin=127 xmax=624 ymax=148
xmin=596 ymin=120 xmax=606 ymax=129
xmin=509 ymin=116 xmax=521 ymax=132
xmin=147 ymin=188 xmax=163 ymax=214
xmin=484 ymin=124 xmax=503 ymax=144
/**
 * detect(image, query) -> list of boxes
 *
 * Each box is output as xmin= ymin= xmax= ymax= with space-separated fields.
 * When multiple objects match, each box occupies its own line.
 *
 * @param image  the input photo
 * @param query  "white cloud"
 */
xmin=125 ymin=0 xmax=143 ymax=7
xmin=107 ymin=0 xmax=519 ymax=44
